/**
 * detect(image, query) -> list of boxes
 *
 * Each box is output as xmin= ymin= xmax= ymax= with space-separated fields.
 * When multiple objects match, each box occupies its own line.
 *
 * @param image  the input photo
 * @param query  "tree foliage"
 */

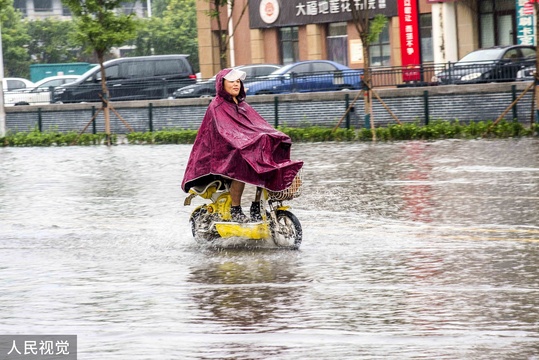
xmin=205 ymin=0 xmax=248 ymax=69
xmin=0 ymin=1 xmax=31 ymax=77
xmin=62 ymin=0 xmax=137 ymax=61
xmin=1 ymin=0 xmax=201 ymax=78
xmin=61 ymin=0 xmax=139 ymax=143
xmin=130 ymin=0 xmax=199 ymax=71
xmin=151 ymin=0 xmax=170 ymax=17
xmin=349 ymin=1 xmax=387 ymax=86
xmin=26 ymin=18 xmax=80 ymax=63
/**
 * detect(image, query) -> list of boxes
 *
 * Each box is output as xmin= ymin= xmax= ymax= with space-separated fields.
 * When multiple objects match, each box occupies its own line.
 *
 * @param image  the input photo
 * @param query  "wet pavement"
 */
xmin=1 ymin=139 xmax=538 ymax=359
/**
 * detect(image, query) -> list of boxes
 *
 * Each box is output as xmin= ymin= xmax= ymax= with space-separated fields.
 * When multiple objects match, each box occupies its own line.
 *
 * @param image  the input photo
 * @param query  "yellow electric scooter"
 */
xmin=184 ymin=173 xmax=303 ymax=249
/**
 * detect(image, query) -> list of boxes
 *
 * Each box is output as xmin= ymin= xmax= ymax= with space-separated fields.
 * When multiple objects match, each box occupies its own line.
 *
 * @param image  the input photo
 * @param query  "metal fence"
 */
xmin=4 ymin=61 xmax=536 ymax=106
xmin=6 ymin=82 xmax=534 ymax=135
xmin=370 ymin=60 xmax=534 ymax=87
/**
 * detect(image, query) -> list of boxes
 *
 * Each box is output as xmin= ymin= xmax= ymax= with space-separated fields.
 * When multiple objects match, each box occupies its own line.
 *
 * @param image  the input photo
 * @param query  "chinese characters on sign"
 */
xmin=0 ymin=335 xmax=77 ymax=360
xmin=249 ymin=0 xmax=397 ymax=29
xmin=398 ymin=0 xmax=422 ymax=82
xmin=517 ymin=0 xmax=535 ymax=45
xmin=294 ymin=0 xmax=387 ymax=16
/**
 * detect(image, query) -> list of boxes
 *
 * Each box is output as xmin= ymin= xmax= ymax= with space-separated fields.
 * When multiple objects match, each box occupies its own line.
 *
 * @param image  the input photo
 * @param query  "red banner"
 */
xmin=398 ymin=0 xmax=422 ymax=82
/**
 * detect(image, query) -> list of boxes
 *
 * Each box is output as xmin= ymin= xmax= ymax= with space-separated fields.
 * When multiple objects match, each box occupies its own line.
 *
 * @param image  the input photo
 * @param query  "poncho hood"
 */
xmin=181 ymin=69 xmax=303 ymax=193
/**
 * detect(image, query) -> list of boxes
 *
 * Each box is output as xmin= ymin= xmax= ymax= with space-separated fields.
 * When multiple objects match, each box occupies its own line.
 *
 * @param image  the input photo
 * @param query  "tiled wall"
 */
xmin=5 ymin=83 xmax=534 ymax=134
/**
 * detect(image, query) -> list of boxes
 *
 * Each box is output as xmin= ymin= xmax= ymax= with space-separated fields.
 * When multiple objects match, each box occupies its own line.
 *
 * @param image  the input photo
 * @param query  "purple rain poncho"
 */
xmin=181 ymin=68 xmax=303 ymax=193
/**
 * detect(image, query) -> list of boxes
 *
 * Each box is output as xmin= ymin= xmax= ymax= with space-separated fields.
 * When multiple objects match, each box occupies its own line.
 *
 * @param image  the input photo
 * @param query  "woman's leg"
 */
xmin=254 ymin=187 xmax=262 ymax=202
xmin=250 ymin=187 xmax=263 ymax=221
xmin=230 ymin=180 xmax=245 ymax=207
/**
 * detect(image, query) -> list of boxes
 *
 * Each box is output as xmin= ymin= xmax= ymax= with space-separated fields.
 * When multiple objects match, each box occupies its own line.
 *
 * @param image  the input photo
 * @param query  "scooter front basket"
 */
xmin=268 ymin=169 xmax=303 ymax=201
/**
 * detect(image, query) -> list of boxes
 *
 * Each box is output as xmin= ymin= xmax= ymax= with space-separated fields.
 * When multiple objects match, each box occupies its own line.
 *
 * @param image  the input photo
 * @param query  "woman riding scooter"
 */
xmin=181 ymin=68 xmax=303 ymax=222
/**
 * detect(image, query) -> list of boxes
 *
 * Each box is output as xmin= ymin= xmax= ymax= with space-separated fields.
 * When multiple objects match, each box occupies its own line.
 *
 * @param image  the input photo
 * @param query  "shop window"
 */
xmin=479 ymin=0 xmax=515 ymax=47
xmin=280 ymin=27 xmax=299 ymax=65
xmin=327 ymin=22 xmax=348 ymax=66
xmin=369 ymin=24 xmax=390 ymax=67
xmin=420 ymin=14 xmax=433 ymax=62
xmin=33 ymin=0 xmax=52 ymax=12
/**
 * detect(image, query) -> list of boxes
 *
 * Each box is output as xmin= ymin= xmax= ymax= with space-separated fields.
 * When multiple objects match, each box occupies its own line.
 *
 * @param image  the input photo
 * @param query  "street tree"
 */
xmin=62 ymin=0 xmax=137 ymax=144
xmin=0 ymin=1 xmax=31 ymax=77
xmin=205 ymin=0 xmax=248 ymax=69
xmin=348 ymin=1 xmax=387 ymax=139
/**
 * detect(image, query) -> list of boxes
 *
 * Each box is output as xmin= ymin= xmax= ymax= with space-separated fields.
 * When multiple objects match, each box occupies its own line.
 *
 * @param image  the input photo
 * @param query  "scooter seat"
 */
xmin=189 ymin=180 xmax=223 ymax=198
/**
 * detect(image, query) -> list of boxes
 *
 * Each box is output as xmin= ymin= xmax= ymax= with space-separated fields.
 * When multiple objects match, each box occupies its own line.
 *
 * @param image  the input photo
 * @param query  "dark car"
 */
xmin=243 ymin=60 xmax=363 ymax=95
xmin=52 ymin=55 xmax=196 ymax=103
xmin=516 ymin=65 xmax=536 ymax=81
xmin=172 ymin=64 xmax=282 ymax=98
xmin=433 ymin=45 xmax=536 ymax=85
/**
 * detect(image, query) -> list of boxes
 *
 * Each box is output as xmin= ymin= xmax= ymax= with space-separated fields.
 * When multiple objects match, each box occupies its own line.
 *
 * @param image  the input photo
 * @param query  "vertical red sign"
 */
xmin=398 ymin=0 xmax=422 ymax=82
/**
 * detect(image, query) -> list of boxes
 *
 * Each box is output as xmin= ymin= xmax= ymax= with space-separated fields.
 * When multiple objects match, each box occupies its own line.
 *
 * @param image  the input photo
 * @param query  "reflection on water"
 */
xmin=1 ymin=139 xmax=539 ymax=359
xmin=187 ymin=250 xmax=305 ymax=331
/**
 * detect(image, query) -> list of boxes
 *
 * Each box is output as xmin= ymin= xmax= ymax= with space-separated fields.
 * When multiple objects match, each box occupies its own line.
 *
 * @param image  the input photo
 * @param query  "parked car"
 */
xmin=432 ymin=45 xmax=536 ymax=85
xmin=172 ymin=64 xmax=282 ymax=98
xmin=2 ymin=77 xmax=35 ymax=92
xmin=243 ymin=60 xmax=363 ymax=95
xmin=52 ymin=55 xmax=196 ymax=103
xmin=516 ymin=65 xmax=536 ymax=81
xmin=5 ymin=75 xmax=80 ymax=106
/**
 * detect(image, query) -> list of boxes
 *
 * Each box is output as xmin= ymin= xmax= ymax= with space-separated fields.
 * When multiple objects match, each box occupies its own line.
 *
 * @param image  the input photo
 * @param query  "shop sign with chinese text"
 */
xmin=398 ymin=0 xmax=421 ymax=82
xmin=250 ymin=0 xmax=398 ymax=29
xmin=517 ymin=0 xmax=535 ymax=45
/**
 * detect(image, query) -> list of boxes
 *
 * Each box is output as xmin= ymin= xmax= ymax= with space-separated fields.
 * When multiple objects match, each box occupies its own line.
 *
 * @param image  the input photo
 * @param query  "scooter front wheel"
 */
xmin=189 ymin=207 xmax=218 ymax=242
xmin=189 ymin=207 xmax=204 ymax=238
xmin=271 ymin=210 xmax=302 ymax=250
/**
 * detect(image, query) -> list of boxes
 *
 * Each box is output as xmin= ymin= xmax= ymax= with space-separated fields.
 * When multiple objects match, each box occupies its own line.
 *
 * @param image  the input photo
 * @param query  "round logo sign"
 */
xmin=259 ymin=0 xmax=279 ymax=24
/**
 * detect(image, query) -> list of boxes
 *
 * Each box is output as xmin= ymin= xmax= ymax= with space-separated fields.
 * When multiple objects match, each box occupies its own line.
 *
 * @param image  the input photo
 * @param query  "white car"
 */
xmin=4 ymin=75 xmax=80 ymax=106
xmin=2 ymin=77 xmax=35 ymax=92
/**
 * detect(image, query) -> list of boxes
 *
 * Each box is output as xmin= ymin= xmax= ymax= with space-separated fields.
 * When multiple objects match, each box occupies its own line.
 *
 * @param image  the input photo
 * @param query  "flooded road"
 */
xmin=1 ymin=139 xmax=539 ymax=359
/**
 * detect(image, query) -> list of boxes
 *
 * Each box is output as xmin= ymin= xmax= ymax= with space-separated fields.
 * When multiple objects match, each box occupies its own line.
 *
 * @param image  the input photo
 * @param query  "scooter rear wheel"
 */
xmin=272 ymin=210 xmax=302 ymax=250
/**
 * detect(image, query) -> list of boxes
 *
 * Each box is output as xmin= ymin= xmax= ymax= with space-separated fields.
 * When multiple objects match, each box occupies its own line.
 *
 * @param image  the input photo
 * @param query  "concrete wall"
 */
xmin=5 ymin=82 xmax=535 ymax=134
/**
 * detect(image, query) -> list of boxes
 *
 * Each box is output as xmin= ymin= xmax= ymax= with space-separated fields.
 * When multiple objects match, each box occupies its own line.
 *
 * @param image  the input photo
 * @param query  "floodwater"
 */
xmin=1 ymin=139 xmax=539 ymax=359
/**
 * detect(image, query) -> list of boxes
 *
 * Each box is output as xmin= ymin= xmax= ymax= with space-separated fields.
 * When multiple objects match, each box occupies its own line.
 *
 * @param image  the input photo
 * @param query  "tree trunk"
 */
xmin=98 ymin=52 xmax=111 ymax=146
xmin=361 ymin=36 xmax=375 ymax=141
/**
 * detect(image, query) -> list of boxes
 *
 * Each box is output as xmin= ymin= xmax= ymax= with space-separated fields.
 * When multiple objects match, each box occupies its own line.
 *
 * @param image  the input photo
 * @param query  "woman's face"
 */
xmin=224 ymin=79 xmax=241 ymax=98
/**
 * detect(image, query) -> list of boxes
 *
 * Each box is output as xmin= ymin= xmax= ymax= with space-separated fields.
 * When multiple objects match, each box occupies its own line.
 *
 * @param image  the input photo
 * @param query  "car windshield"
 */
xmin=457 ymin=48 xmax=505 ymax=64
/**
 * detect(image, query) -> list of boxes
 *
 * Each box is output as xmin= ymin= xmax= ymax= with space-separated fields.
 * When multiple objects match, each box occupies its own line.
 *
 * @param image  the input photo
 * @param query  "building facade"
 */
xmin=196 ymin=0 xmax=534 ymax=78
xmin=13 ymin=0 xmax=148 ymax=20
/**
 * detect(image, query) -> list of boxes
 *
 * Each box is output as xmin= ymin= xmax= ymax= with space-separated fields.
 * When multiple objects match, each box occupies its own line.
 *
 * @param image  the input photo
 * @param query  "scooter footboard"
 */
xmin=214 ymin=222 xmax=271 ymax=240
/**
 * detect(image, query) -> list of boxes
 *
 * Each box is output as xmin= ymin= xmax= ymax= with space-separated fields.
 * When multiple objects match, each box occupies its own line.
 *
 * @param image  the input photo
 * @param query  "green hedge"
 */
xmin=1 ymin=120 xmax=538 ymax=147
xmin=1 ymin=129 xmax=115 ymax=146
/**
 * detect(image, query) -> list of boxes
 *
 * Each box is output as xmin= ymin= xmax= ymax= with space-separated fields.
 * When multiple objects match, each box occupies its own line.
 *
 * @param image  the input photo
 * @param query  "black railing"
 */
xmin=6 ymin=61 xmax=536 ymax=106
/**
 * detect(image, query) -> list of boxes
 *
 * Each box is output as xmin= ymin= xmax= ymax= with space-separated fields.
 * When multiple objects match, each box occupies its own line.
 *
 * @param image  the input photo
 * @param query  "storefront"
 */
xmin=196 ymin=0 xmax=533 ymax=78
